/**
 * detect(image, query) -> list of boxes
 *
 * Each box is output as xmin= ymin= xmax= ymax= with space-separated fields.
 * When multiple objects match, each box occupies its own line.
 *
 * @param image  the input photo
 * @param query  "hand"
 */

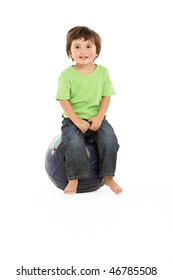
xmin=88 ymin=117 xmax=102 ymax=131
xmin=74 ymin=118 xmax=90 ymax=133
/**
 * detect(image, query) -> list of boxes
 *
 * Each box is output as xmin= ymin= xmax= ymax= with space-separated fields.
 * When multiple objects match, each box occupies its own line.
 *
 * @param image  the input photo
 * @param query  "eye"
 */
xmin=87 ymin=45 xmax=92 ymax=48
xmin=74 ymin=46 xmax=80 ymax=49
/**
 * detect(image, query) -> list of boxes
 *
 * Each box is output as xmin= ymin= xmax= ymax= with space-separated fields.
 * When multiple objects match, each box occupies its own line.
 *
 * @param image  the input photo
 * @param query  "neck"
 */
xmin=73 ymin=63 xmax=96 ymax=74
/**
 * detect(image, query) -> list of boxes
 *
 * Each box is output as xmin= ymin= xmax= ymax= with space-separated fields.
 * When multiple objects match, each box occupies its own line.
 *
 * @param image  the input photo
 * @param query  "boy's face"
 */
xmin=70 ymin=38 xmax=97 ymax=65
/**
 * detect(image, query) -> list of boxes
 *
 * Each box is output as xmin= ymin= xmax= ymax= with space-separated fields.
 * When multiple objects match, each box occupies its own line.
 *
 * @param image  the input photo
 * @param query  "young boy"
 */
xmin=56 ymin=26 xmax=122 ymax=195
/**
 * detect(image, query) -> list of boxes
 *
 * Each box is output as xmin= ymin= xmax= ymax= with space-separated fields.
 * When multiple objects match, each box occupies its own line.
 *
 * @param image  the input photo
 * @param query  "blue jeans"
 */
xmin=61 ymin=117 xmax=120 ymax=180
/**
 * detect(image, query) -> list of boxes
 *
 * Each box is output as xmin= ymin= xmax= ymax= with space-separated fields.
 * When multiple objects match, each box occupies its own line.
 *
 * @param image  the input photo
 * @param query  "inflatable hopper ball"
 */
xmin=45 ymin=134 xmax=104 ymax=193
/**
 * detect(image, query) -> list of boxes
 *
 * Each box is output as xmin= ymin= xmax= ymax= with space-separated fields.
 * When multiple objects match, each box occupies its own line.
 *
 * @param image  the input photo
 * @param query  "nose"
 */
xmin=80 ymin=46 xmax=87 ymax=53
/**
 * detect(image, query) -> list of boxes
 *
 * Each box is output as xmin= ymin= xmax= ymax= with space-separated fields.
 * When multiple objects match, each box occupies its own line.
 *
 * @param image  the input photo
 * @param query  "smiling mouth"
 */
xmin=79 ymin=56 xmax=88 ymax=59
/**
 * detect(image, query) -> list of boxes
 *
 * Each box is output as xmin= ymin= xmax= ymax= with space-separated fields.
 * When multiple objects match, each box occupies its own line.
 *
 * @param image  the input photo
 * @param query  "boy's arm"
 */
xmin=59 ymin=100 xmax=90 ymax=133
xmin=97 ymin=96 xmax=111 ymax=121
xmin=89 ymin=96 xmax=111 ymax=131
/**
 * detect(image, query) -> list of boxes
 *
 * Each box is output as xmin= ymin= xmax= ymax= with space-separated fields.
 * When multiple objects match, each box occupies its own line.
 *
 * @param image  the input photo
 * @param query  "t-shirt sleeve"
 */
xmin=55 ymin=73 xmax=71 ymax=100
xmin=102 ymin=69 xmax=115 ymax=96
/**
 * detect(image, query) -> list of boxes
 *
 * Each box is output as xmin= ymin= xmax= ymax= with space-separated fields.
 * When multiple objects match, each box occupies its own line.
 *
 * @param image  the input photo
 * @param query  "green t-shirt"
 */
xmin=56 ymin=64 xmax=115 ymax=119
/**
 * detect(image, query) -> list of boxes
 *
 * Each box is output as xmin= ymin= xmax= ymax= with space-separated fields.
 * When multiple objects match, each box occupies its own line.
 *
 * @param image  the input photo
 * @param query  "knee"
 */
xmin=62 ymin=132 xmax=85 ymax=150
xmin=106 ymin=134 xmax=120 ymax=152
xmin=97 ymin=129 xmax=119 ymax=153
xmin=100 ymin=120 xmax=120 ymax=151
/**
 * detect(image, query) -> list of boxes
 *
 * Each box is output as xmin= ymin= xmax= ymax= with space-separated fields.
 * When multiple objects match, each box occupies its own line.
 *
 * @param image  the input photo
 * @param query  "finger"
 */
xmin=91 ymin=126 xmax=98 ymax=131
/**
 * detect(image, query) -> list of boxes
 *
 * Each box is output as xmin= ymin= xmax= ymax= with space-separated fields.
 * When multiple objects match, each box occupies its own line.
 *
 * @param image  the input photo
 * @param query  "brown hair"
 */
xmin=66 ymin=26 xmax=102 ymax=60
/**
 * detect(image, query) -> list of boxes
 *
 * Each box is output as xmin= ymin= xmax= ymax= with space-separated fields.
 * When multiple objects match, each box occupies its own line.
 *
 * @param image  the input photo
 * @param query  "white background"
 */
xmin=0 ymin=0 xmax=173 ymax=279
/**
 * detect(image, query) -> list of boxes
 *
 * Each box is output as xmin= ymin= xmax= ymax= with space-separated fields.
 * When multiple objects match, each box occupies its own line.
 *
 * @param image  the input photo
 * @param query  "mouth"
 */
xmin=79 ymin=56 xmax=88 ymax=60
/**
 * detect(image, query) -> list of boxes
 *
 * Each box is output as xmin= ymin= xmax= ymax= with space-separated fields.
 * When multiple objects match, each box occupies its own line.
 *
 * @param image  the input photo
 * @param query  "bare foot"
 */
xmin=64 ymin=179 xmax=78 ymax=194
xmin=104 ymin=176 xmax=123 ymax=195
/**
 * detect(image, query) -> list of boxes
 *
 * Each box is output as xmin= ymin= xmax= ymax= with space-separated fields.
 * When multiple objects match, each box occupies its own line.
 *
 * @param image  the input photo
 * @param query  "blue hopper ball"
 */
xmin=45 ymin=134 xmax=104 ymax=193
